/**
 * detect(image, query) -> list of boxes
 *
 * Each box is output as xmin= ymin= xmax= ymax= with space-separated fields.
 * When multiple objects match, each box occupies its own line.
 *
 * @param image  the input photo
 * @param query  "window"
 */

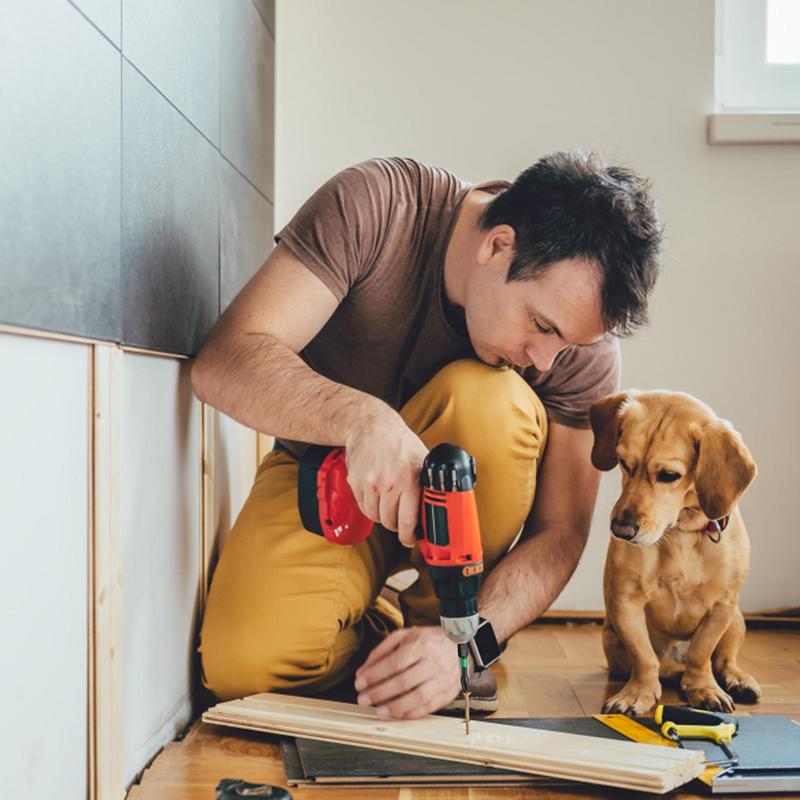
xmin=716 ymin=0 xmax=800 ymax=111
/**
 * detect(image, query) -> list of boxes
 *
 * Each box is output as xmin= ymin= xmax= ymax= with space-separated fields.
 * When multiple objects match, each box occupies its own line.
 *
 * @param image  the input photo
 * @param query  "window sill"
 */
xmin=708 ymin=113 xmax=800 ymax=144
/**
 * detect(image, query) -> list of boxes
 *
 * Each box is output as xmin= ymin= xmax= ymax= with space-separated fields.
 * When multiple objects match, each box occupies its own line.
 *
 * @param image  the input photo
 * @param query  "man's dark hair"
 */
xmin=479 ymin=149 xmax=663 ymax=337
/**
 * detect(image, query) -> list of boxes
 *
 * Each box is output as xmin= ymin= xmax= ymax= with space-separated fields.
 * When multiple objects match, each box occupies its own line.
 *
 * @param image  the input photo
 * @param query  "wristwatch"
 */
xmin=468 ymin=617 xmax=502 ymax=670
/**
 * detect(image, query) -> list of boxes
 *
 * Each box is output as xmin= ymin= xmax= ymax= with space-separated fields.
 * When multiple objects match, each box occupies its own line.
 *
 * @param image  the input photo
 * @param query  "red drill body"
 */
xmin=298 ymin=443 xmax=484 ymax=642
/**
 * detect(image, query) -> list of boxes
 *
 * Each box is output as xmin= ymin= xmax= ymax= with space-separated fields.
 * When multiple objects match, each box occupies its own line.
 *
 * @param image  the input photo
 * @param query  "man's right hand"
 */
xmin=344 ymin=410 xmax=428 ymax=547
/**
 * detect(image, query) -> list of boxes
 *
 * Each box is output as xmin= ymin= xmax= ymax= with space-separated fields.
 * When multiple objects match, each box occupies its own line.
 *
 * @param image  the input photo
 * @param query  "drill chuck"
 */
xmin=441 ymin=613 xmax=480 ymax=645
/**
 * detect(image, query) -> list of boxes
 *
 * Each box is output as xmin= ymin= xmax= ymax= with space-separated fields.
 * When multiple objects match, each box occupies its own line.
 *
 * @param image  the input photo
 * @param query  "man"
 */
xmin=191 ymin=152 xmax=662 ymax=719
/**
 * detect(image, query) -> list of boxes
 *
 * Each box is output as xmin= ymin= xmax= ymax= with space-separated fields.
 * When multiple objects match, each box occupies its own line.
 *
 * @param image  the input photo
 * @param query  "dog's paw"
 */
xmin=682 ymin=683 xmax=735 ymax=713
xmin=720 ymin=671 xmax=762 ymax=704
xmin=602 ymin=682 xmax=662 ymax=715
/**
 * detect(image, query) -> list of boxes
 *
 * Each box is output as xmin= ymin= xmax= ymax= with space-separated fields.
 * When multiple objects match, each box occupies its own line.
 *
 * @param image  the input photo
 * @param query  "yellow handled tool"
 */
xmin=655 ymin=705 xmax=740 ymax=769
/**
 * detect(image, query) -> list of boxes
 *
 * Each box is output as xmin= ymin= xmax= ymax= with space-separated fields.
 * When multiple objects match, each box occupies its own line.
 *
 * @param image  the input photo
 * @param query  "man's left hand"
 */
xmin=354 ymin=626 xmax=461 ymax=719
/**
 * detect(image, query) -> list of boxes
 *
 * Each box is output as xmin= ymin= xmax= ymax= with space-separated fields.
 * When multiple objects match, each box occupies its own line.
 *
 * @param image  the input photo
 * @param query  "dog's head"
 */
xmin=590 ymin=390 xmax=756 ymax=545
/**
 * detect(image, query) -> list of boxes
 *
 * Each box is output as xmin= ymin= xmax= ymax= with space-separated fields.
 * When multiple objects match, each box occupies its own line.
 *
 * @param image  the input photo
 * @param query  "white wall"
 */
xmin=276 ymin=0 xmax=800 ymax=612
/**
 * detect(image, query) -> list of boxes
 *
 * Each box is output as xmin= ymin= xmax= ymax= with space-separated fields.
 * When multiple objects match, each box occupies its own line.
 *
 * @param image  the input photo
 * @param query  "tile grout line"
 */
xmin=221 ymin=152 xmax=274 ymax=207
xmin=66 ymin=0 xmax=121 ymax=52
xmin=122 ymin=57 xmax=273 ymax=206
xmin=249 ymin=0 xmax=275 ymax=39
xmin=122 ymin=56 xmax=220 ymax=153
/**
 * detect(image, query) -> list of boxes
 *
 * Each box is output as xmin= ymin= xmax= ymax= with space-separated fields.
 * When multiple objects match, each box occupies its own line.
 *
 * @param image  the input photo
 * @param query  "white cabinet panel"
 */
xmin=121 ymin=353 xmax=201 ymax=783
xmin=0 ymin=334 xmax=89 ymax=797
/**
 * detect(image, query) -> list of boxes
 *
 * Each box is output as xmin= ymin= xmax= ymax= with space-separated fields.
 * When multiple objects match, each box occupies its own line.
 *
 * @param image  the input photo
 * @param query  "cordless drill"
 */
xmin=297 ymin=442 xmax=484 ymax=732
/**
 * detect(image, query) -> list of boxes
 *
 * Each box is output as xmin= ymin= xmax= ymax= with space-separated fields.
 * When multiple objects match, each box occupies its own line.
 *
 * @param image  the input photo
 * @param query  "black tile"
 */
xmin=0 ymin=2 xmax=121 ymax=341
xmin=221 ymin=0 xmax=274 ymax=201
xmin=122 ymin=0 xmax=219 ymax=144
xmin=122 ymin=62 xmax=219 ymax=355
xmin=220 ymin=158 xmax=274 ymax=314
xmin=251 ymin=0 xmax=275 ymax=37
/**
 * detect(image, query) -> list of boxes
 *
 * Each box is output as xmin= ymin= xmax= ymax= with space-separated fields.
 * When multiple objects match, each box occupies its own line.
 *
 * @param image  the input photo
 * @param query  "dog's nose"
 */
xmin=611 ymin=517 xmax=639 ymax=540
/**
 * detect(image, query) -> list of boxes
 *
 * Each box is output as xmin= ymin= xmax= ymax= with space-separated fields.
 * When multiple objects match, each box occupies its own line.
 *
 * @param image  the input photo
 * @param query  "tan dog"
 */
xmin=590 ymin=390 xmax=761 ymax=714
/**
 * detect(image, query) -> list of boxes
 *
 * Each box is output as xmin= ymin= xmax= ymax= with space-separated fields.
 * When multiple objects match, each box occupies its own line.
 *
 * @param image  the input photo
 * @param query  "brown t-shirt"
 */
xmin=275 ymin=157 xmax=620 ymax=449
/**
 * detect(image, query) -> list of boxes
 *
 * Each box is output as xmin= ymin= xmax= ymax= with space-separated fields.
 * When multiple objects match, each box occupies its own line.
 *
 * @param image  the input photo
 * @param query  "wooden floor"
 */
xmin=127 ymin=621 xmax=800 ymax=799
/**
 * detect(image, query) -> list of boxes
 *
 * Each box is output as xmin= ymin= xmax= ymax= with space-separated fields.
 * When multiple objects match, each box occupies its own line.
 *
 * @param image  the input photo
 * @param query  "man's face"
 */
xmin=463 ymin=250 xmax=607 ymax=372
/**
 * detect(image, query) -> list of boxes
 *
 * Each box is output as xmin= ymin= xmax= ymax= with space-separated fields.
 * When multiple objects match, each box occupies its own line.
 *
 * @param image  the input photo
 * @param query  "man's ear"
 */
xmin=692 ymin=419 xmax=757 ymax=520
xmin=479 ymin=224 xmax=516 ymax=263
xmin=589 ymin=392 xmax=629 ymax=471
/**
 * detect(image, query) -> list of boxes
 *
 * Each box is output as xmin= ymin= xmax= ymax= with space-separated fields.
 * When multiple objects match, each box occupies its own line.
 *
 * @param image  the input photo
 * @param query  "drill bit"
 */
xmin=458 ymin=643 xmax=471 ymax=735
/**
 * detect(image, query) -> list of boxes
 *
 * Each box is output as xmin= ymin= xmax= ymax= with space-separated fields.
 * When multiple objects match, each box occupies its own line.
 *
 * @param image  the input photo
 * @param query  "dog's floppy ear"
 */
xmin=692 ymin=419 xmax=757 ymax=520
xmin=589 ymin=392 xmax=629 ymax=471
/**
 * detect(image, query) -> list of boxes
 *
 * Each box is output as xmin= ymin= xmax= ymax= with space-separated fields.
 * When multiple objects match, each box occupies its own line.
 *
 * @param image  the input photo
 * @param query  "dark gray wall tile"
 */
xmin=122 ymin=63 xmax=219 ymax=355
xmin=220 ymin=159 xmax=274 ymax=313
xmin=122 ymin=0 xmax=219 ymax=144
xmin=251 ymin=0 xmax=275 ymax=37
xmin=221 ymin=0 xmax=274 ymax=201
xmin=70 ymin=0 xmax=121 ymax=48
xmin=0 ymin=1 xmax=121 ymax=340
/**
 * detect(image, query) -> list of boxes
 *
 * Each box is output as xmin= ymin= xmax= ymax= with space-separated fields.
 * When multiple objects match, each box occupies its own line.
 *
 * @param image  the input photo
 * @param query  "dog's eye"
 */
xmin=619 ymin=459 xmax=632 ymax=474
xmin=657 ymin=470 xmax=681 ymax=483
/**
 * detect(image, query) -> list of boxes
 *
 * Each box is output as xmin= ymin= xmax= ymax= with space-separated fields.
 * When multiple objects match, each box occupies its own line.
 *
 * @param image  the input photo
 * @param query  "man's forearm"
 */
xmin=478 ymin=523 xmax=589 ymax=643
xmin=191 ymin=330 xmax=392 ymax=444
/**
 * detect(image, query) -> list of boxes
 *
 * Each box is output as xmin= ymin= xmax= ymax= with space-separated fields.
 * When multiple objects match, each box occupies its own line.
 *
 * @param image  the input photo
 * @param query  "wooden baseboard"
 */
xmin=538 ymin=609 xmax=800 ymax=628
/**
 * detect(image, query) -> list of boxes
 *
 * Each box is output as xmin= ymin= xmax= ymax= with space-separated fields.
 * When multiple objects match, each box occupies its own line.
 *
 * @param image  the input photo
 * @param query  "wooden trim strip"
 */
xmin=91 ymin=344 xmax=125 ymax=800
xmin=200 ymin=403 xmax=218 ymax=607
xmin=0 ymin=323 xmax=188 ymax=360
xmin=87 ymin=345 xmax=97 ymax=800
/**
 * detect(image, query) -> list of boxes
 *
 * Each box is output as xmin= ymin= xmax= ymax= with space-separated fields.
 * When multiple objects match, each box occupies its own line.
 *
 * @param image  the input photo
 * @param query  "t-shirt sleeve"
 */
xmin=274 ymin=160 xmax=389 ymax=301
xmin=526 ymin=335 xmax=621 ymax=429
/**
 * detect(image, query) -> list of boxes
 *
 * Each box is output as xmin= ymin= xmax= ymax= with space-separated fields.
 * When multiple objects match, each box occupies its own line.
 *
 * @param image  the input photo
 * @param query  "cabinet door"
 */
xmin=121 ymin=353 xmax=201 ymax=783
xmin=0 ymin=334 xmax=89 ymax=797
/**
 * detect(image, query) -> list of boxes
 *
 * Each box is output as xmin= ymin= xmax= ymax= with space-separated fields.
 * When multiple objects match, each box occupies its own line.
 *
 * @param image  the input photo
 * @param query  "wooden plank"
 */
xmin=203 ymin=694 xmax=704 ymax=793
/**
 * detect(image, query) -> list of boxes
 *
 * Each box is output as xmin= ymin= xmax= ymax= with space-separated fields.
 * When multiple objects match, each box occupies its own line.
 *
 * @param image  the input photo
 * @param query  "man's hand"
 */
xmin=344 ymin=412 xmax=428 ymax=547
xmin=354 ymin=627 xmax=461 ymax=718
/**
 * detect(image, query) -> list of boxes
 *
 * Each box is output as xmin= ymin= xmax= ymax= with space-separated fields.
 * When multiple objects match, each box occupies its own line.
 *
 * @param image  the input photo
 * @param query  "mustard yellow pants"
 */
xmin=199 ymin=359 xmax=548 ymax=700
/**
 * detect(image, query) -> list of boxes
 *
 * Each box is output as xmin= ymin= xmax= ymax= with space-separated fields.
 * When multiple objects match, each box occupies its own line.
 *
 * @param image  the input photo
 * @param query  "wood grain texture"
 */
xmin=91 ymin=344 xmax=125 ymax=800
xmin=129 ymin=623 xmax=800 ymax=799
xmin=203 ymin=694 xmax=704 ymax=793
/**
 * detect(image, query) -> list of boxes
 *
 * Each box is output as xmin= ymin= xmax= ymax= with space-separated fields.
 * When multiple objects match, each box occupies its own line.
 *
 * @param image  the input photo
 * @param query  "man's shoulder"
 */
xmin=338 ymin=156 xmax=462 ymax=197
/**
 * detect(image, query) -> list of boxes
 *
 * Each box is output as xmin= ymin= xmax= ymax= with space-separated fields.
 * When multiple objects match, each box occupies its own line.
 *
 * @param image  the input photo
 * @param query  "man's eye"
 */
xmin=657 ymin=470 xmax=681 ymax=483
xmin=530 ymin=316 xmax=554 ymax=335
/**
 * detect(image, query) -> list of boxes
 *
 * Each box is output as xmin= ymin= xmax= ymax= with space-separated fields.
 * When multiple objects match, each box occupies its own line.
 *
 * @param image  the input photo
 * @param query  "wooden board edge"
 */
xmin=91 ymin=343 xmax=125 ymax=800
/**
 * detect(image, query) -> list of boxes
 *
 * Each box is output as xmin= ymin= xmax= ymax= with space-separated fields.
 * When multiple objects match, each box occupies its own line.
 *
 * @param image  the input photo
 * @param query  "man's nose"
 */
xmin=525 ymin=344 xmax=559 ymax=373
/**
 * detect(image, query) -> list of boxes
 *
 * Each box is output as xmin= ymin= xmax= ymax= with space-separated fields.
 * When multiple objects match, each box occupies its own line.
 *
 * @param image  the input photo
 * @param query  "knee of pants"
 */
xmin=405 ymin=358 xmax=548 ymax=474
xmin=401 ymin=358 xmax=549 ymax=571
xmin=200 ymin=602 xmax=358 ymax=701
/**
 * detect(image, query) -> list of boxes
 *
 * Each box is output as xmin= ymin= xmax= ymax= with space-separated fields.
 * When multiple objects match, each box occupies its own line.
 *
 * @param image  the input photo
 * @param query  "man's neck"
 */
xmin=443 ymin=189 xmax=495 ymax=308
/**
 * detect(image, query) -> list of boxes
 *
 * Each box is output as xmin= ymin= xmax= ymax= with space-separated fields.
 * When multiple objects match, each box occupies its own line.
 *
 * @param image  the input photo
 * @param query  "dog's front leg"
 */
xmin=681 ymin=602 xmax=737 ymax=711
xmin=602 ymin=598 xmax=662 ymax=715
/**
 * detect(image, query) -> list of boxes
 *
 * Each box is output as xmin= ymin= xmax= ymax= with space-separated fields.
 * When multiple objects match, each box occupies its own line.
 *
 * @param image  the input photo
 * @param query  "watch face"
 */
xmin=473 ymin=619 xmax=501 ymax=668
